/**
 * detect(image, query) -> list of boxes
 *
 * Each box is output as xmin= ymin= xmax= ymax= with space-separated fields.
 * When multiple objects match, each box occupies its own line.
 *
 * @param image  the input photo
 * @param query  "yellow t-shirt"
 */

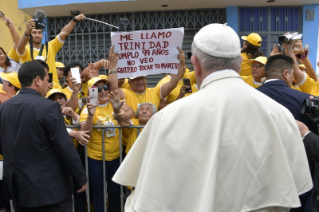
xmin=239 ymin=53 xmax=252 ymax=77
xmin=156 ymin=69 xmax=196 ymax=104
xmin=63 ymin=86 xmax=87 ymax=114
xmin=241 ymin=75 xmax=262 ymax=88
xmin=80 ymin=103 xmax=120 ymax=161
xmin=121 ymin=78 xmax=130 ymax=89
xmin=123 ymin=87 xmax=162 ymax=112
xmin=291 ymin=84 xmax=301 ymax=92
xmin=122 ymin=119 xmax=144 ymax=154
xmin=298 ymin=73 xmax=319 ymax=96
xmin=8 ymin=47 xmax=20 ymax=63
xmin=18 ymin=36 xmax=64 ymax=84
xmin=185 ymin=83 xmax=199 ymax=97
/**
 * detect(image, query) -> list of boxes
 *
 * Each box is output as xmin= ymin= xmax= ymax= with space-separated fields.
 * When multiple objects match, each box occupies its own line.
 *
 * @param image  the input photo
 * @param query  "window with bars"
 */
xmin=49 ymin=9 xmax=226 ymax=87
xmin=239 ymin=7 xmax=301 ymax=56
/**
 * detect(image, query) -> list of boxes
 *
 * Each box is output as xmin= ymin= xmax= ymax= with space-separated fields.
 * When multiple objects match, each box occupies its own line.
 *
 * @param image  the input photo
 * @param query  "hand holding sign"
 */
xmin=111 ymin=27 xmax=184 ymax=78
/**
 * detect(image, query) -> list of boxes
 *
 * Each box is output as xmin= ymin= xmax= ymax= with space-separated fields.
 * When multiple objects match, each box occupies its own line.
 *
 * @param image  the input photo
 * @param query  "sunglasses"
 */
xmin=251 ymin=63 xmax=264 ymax=68
xmin=97 ymin=85 xmax=108 ymax=93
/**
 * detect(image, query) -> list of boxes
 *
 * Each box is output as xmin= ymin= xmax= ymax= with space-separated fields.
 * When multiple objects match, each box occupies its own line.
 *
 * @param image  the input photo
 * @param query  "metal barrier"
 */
xmin=69 ymin=125 xmax=143 ymax=212
xmin=7 ymin=125 xmax=144 ymax=212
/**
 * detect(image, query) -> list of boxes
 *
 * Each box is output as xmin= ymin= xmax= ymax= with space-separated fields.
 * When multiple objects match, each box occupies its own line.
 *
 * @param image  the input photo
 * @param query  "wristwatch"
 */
xmin=72 ymin=17 xmax=79 ymax=23
xmin=108 ymin=70 xmax=117 ymax=74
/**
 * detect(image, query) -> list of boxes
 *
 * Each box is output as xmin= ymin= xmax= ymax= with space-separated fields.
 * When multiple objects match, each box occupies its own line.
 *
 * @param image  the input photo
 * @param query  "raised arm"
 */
xmin=66 ymin=77 xmax=81 ymax=111
xmin=17 ymin=19 xmax=35 ymax=55
xmin=107 ymin=46 xmax=125 ymax=99
xmin=5 ymin=18 xmax=20 ymax=49
xmin=284 ymin=42 xmax=304 ymax=84
xmin=80 ymin=102 xmax=96 ymax=136
xmin=82 ymin=59 xmax=109 ymax=81
xmin=161 ymin=47 xmax=186 ymax=98
xmin=295 ymin=42 xmax=318 ymax=82
xmin=59 ymin=14 xmax=86 ymax=41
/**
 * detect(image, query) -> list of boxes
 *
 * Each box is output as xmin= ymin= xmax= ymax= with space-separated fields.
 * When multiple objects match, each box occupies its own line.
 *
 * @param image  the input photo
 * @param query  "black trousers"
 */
xmin=15 ymin=196 xmax=72 ymax=212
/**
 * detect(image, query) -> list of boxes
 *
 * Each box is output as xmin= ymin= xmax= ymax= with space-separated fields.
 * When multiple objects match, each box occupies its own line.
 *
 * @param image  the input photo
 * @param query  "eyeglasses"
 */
xmin=97 ymin=85 xmax=108 ymax=93
xmin=251 ymin=63 xmax=264 ymax=68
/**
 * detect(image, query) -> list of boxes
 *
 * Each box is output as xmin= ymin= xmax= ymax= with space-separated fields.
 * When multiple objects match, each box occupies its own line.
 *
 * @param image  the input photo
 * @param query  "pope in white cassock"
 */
xmin=112 ymin=23 xmax=313 ymax=212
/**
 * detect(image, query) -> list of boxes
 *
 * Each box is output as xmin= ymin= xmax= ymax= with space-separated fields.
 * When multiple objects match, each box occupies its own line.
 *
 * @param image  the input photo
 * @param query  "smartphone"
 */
xmin=48 ymin=73 xmax=53 ymax=83
xmin=183 ymin=78 xmax=192 ymax=93
xmin=89 ymin=87 xmax=98 ymax=106
xmin=71 ymin=67 xmax=81 ymax=84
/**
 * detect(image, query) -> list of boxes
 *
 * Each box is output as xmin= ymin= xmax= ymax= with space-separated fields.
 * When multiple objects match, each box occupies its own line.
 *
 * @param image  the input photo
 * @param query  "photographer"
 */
xmin=17 ymin=13 xmax=86 ymax=84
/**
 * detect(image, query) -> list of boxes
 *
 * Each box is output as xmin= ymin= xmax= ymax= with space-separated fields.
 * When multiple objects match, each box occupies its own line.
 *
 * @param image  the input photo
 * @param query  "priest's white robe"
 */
xmin=113 ymin=70 xmax=313 ymax=212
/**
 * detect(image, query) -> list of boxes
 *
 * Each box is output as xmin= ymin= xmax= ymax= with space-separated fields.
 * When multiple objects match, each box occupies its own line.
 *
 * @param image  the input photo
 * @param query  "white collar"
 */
xmin=98 ymin=102 xmax=109 ymax=107
xmin=253 ymin=78 xmax=262 ymax=85
xmin=200 ymin=69 xmax=237 ymax=90
xmin=264 ymin=79 xmax=280 ymax=84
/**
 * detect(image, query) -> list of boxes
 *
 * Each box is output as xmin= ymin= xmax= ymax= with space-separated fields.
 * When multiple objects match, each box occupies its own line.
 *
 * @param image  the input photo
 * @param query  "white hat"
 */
xmin=194 ymin=23 xmax=241 ymax=58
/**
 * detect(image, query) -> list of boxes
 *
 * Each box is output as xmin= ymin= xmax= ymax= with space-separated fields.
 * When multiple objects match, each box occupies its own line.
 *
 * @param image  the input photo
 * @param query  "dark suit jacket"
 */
xmin=0 ymin=88 xmax=87 ymax=207
xmin=258 ymin=80 xmax=319 ymax=211
xmin=257 ymin=80 xmax=318 ymax=133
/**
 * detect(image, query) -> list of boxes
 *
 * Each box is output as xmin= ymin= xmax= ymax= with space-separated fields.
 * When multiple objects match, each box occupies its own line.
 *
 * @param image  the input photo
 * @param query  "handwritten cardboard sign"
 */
xmin=111 ymin=27 xmax=184 ymax=78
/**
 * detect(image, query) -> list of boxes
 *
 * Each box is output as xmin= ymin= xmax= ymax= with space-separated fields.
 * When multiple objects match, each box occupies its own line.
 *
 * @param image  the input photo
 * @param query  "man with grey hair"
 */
xmin=112 ymin=24 xmax=312 ymax=212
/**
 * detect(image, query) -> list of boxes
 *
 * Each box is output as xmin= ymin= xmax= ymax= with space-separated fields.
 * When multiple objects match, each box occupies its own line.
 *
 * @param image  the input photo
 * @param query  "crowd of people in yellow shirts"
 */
xmin=1 ymin=13 xmax=319 ymax=212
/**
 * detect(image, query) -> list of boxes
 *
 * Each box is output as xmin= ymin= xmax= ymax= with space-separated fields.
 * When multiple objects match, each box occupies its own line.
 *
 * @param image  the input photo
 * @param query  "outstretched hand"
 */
xmin=108 ymin=90 xmax=125 ymax=114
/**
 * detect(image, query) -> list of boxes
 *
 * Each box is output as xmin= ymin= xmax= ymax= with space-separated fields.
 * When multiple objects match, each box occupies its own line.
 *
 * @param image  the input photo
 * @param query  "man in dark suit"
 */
xmin=257 ymin=54 xmax=318 ymax=212
xmin=0 ymin=61 xmax=87 ymax=212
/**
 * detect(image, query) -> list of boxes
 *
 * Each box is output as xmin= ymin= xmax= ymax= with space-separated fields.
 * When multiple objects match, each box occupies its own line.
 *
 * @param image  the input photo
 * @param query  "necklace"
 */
xmin=97 ymin=103 xmax=111 ymax=122
xmin=134 ymin=92 xmax=145 ymax=104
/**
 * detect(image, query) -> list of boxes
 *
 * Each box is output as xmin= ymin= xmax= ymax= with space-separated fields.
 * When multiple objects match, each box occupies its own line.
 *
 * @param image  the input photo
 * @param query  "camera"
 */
xmin=301 ymin=97 xmax=319 ymax=123
xmin=278 ymin=32 xmax=302 ymax=45
xmin=33 ymin=10 xmax=46 ymax=30
xmin=33 ymin=18 xmax=46 ymax=30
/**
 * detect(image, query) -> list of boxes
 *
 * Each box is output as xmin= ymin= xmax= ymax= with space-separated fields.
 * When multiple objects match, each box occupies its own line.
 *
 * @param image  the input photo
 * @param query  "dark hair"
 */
xmin=265 ymin=55 xmax=294 ymax=78
xmin=241 ymin=41 xmax=264 ymax=59
xmin=63 ymin=62 xmax=84 ymax=77
xmin=0 ymin=47 xmax=12 ymax=67
xmin=34 ymin=59 xmax=50 ymax=71
xmin=18 ymin=61 xmax=46 ymax=88
xmin=8 ymin=82 xmax=20 ymax=92
xmin=48 ymin=93 xmax=67 ymax=101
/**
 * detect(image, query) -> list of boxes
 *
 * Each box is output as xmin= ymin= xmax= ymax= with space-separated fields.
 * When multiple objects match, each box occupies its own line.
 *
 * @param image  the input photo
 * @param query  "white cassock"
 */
xmin=113 ymin=69 xmax=313 ymax=212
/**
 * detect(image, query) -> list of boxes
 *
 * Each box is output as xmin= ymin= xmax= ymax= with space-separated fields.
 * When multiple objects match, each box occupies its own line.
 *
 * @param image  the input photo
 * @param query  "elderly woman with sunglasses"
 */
xmin=79 ymin=77 xmax=134 ymax=212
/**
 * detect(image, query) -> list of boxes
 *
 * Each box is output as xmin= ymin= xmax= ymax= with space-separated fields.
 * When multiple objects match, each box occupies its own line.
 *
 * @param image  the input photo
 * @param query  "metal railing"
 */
xmin=8 ymin=125 xmax=144 ymax=212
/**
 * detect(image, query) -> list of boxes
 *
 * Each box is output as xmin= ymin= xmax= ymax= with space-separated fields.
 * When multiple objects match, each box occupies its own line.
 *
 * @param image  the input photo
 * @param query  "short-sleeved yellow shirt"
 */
xmin=241 ymin=75 xmax=262 ymax=88
xmin=156 ymin=69 xmax=196 ymax=104
xmin=122 ymin=119 xmax=144 ymax=154
xmin=122 ymin=86 xmax=162 ymax=112
xmin=298 ymin=73 xmax=319 ymax=96
xmin=8 ymin=47 xmax=20 ymax=62
xmin=239 ymin=53 xmax=252 ymax=77
xmin=80 ymin=103 xmax=120 ymax=161
xmin=18 ymin=36 xmax=64 ymax=84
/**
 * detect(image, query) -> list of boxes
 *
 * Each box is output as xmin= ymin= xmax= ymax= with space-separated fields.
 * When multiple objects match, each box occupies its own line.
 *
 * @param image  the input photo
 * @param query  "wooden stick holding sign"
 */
xmin=111 ymin=27 xmax=184 ymax=79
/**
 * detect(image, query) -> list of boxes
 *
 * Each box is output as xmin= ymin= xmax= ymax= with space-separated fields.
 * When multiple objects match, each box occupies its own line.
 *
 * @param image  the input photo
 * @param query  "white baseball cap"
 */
xmin=194 ymin=23 xmax=241 ymax=58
